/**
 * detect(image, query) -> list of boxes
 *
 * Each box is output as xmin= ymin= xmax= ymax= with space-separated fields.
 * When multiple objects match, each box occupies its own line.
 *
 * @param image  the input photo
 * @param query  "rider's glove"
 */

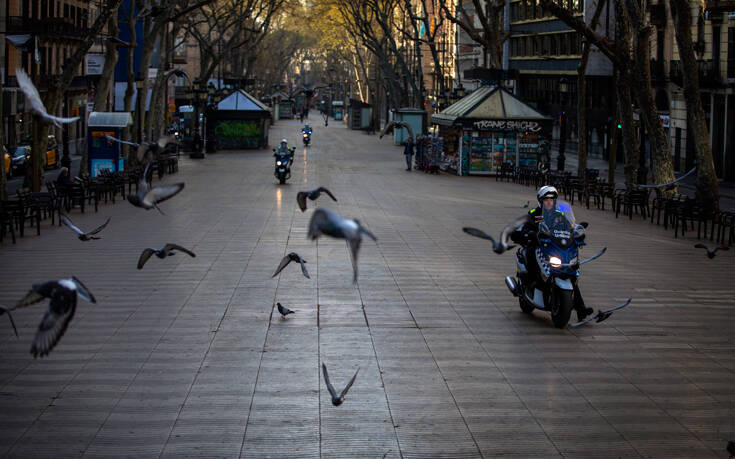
xmin=573 ymin=224 xmax=586 ymax=242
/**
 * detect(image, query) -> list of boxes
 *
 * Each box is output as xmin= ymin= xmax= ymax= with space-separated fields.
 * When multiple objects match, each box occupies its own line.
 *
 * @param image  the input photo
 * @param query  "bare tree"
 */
xmin=440 ymin=0 xmax=509 ymax=69
xmin=670 ymin=0 xmax=719 ymax=211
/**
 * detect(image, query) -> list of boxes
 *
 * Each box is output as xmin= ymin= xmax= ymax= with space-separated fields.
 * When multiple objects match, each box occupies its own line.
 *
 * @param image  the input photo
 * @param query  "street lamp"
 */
xmin=557 ymin=77 xmax=568 ymax=172
xmin=190 ymin=78 xmax=207 ymax=159
xmin=135 ymin=73 xmax=145 ymax=144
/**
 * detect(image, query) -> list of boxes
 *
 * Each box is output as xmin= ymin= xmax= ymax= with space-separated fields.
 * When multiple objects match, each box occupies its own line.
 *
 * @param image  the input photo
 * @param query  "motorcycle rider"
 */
xmin=511 ymin=185 xmax=593 ymax=321
xmin=301 ymin=123 xmax=312 ymax=135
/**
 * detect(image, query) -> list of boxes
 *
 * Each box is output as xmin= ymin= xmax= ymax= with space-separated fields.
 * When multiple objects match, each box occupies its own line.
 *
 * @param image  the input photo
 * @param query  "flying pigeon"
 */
xmin=106 ymin=134 xmax=178 ymax=162
xmin=15 ymin=277 xmax=96 ymax=358
xmin=638 ymin=167 xmax=696 ymax=190
xmin=378 ymin=120 xmax=414 ymax=140
xmin=694 ymin=243 xmax=729 ymax=259
xmin=296 ymin=187 xmax=338 ymax=212
xmin=322 ymin=363 xmax=360 ymax=406
xmin=137 ymin=243 xmax=196 ymax=269
xmin=727 ymin=440 xmax=735 ymax=457
xmin=277 ymin=302 xmax=294 ymax=317
xmin=308 ymin=208 xmax=377 ymax=283
xmin=60 ymin=214 xmax=110 ymax=241
xmin=0 ymin=304 xmax=19 ymax=338
xmin=127 ymin=162 xmax=185 ymax=214
xmin=569 ymin=298 xmax=632 ymax=328
xmin=272 ymin=252 xmax=310 ymax=278
xmin=522 ymin=201 xmax=530 ymax=208
xmin=462 ymin=214 xmax=531 ymax=254
xmin=16 ymin=69 xmax=79 ymax=127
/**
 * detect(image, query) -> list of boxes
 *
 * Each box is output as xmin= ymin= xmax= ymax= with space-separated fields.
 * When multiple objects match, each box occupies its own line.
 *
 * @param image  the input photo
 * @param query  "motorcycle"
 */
xmin=302 ymin=131 xmax=311 ymax=146
xmin=504 ymin=201 xmax=606 ymax=328
xmin=273 ymin=147 xmax=295 ymax=184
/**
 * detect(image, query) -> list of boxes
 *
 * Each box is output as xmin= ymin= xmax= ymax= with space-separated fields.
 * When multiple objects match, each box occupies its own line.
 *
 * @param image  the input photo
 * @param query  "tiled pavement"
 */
xmin=0 ymin=118 xmax=734 ymax=458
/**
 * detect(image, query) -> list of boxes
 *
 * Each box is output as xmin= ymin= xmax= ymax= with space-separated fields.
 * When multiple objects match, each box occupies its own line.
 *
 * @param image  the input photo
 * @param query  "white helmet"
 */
xmin=537 ymin=185 xmax=558 ymax=207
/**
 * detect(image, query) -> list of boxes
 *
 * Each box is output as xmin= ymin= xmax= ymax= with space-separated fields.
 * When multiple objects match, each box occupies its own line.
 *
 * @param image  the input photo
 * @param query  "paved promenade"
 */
xmin=0 ymin=119 xmax=734 ymax=458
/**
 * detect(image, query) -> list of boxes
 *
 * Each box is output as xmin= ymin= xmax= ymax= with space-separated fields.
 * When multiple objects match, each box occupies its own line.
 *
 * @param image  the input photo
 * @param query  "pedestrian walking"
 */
xmin=403 ymin=136 xmax=414 ymax=171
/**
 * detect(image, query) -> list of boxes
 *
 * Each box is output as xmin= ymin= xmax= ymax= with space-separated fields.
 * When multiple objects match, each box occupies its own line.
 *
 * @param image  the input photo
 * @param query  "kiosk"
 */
xmin=87 ymin=112 xmax=133 ymax=177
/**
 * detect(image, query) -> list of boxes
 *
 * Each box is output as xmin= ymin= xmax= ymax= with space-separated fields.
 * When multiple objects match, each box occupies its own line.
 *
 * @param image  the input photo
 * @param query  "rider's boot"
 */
xmin=573 ymin=284 xmax=593 ymax=320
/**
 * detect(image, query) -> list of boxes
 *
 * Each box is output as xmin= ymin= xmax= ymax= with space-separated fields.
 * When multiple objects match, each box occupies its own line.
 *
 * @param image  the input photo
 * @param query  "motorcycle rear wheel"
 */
xmin=551 ymin=288 xmax=573 ymax=328
xmin=279 ymin=177 xmax=286 ymax=184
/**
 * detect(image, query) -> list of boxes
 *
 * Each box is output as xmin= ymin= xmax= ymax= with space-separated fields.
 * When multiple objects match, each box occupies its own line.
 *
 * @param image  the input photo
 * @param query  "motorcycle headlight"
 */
xmin=303 ymin=133 xmax=308 ymax=137
xmin=276 ymin=161 xmax=282 ymax=165
xmin=549 ymin=256 xmax=562 ymax=267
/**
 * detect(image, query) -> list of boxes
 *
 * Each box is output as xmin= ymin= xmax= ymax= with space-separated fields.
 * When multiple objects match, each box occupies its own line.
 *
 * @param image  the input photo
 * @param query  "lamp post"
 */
xmin=190 ymin=78 xmax=207 ymax=159
xmin=557 ymin=77 xmax=568 ymax=172
xmin=135 ymin=73 xmax=145 ymax=144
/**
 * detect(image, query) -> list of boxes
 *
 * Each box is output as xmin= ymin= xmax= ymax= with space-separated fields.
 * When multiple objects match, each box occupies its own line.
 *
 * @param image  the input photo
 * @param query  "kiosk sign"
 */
xmin=473 ymin=120 xmax=541 ymax=132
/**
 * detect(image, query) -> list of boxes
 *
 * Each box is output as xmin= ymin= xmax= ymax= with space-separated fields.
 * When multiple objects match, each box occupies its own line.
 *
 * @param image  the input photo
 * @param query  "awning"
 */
xmin=216 ymin=90 xmax=270 ymax=111
xmin=431 ymin=85 xmax=552 ymax=129
xmin=6 ymin=34 xmax=32 ymax=50
xmin=88 ymin=112 xmax=133 ymax=128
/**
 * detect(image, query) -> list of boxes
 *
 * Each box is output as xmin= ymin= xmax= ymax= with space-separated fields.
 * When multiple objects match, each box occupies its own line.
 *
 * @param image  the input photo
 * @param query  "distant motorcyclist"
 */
xmin=511 ymin=185 xmax=593 ymax=321
xmin=274 ymin=139 xmax=292 ymax=157
xmin=301 ymin=124 xmax=312 ymax=135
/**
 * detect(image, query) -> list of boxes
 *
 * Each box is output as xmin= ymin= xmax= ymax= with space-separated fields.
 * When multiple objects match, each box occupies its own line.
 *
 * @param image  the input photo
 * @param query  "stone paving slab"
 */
xmin=0 ymin=118 xmax=734 ymax=458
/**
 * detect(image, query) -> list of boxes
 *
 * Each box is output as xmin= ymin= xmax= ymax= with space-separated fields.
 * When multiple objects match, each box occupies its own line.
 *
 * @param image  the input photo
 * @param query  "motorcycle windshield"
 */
xmin=540 ymin=199 xmax=575 ymax=245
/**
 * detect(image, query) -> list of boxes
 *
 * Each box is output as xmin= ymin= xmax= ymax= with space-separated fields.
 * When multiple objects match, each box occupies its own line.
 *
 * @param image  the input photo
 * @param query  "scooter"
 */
xmin=273 ymin=147 xmax=295 ymax=184
xmin=505 ymin=201 xmax=606 ymax=328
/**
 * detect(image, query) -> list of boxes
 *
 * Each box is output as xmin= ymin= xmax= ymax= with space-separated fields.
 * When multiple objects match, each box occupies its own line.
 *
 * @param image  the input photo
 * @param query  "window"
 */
xmin=550 ymin=35 xmax=558 ymax=55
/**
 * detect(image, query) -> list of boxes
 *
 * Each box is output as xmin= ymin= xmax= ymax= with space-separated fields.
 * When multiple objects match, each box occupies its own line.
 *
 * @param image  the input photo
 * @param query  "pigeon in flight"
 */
xmin=462 ymin=214 xmax=530 ymax=254
xmin=60 ymin=214 xmax=110 ymax=241
xmin=272 ymin=252 xmax=310 ymax=279
xmin=127 ymin=162 xmax=184 ymax=214
xmin=694 ymin=243 xmax=729 ymax=259
xmin=569 ymin=298 xmax=632 ymax=328
xmin=277 ymin=302 xmax=294 ymax=317
xmin=638 ymin=167 xmax=696 ymax=190
xmin=16 ymin=69 xmax=79 ymax=127
xmin=322 ymin=363 xmax=359 ymax=406
xmin=296 ymin=187 xmax=338 ymax=212
xmin=137 ymin=243 xmax=196 ymax=269
xmin=15 ymin=277 xmax=96 ymax=358
xmin=522 ymin=201 xmax=530 ymax=208
xmin=106 ymin=134 xmax=178 ymax=162
xmin=0 ymin=304 xmax=19 ymax=338
xmin=308 ymin=208 xmax=377 ymax=283
xmin=378 ymin=120 xmax=414 ymax=140
xmin=727 ymin=440 xmax=735 ymax=457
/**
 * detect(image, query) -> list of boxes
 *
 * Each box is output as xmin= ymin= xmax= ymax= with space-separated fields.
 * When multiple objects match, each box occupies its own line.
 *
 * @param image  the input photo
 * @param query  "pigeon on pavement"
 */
xmin=308 ymin=208 xmax=377 ymax=282
xmin=694 ymin=243 xmax=729 ymax=259
xmin=277 ymin=302 xmax=295 ymax=317
xmin=127 ymin=162 xmax=184 ymax=214
xmin=322 ymin=363 xmax=360 ymax=406
xmin=569 ymin=298 xmax=632 ymax=328
xmin=297 ymin=187 xmax=337 ymax=212
xmin=60 ymin=214 xmax=110 ymax=241
xmin=16 ymin=69 xmax=79 ymax=127
xmin=15 ymin=277 xmax=96 ymax=358
xmin=137 ymin=243 xmax=196 ymax=269
xmin=462 ymin=214 xmax=530 ymax=254
xmin=272 ymin=252 xmax=310 ymax=278
xmin=0 ymin=304 xmax=19 ymax=338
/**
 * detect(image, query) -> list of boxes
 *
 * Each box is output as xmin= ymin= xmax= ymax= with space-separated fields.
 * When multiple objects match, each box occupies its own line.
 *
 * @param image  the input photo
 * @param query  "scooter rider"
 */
xmin=511 ymin=185 xmax=593 ymax=321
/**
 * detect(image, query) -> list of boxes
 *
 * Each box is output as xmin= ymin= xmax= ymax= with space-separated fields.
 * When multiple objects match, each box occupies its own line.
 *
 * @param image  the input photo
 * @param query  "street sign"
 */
xmin=85 ymin=54 xmax=104 ymax=75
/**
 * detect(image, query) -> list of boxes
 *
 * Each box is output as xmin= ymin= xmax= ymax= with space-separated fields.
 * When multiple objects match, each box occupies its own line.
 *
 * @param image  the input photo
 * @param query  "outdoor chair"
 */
xmin=15 ymin=189 xmax=43 ymax=236
xmin=615 ymin=188 xmax=650 ymax=220
xmin=0 ymin=201 xmax=16 ymax=244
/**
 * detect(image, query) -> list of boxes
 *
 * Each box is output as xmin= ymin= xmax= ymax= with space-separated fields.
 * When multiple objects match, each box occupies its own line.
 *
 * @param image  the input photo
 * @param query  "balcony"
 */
xmin=704 ymin=0 xmax=735 ymax=13
xmin=7 ymin=16 xmax=89 ymax=40
xmin=669 ymin=60 xmax=724 ymax=88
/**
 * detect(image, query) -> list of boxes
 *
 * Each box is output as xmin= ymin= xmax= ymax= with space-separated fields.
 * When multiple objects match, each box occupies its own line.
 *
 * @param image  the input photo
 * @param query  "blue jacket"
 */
xmin=403 ymin=140 xmax=414 ymax=155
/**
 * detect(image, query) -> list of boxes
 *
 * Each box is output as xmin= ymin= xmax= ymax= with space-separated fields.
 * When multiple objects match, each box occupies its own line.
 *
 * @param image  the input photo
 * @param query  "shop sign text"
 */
xmin=473 ymin=120 xmax=541 ymax=132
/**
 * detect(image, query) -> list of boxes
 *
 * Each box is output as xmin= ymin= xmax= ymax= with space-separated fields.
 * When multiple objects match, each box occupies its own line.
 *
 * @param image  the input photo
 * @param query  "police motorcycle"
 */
xmin=505 ymin=199 xmax=606 ymax=328
xmin=301 ymin=124 xmax=312 ymax=146
xmin=273 ymin=139 xmax=295 ymax=184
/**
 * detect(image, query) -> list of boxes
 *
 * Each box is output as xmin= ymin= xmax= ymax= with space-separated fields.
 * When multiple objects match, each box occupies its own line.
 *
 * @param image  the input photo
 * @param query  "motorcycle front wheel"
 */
xmin=551 ymin=288 xmax=573 ymax=328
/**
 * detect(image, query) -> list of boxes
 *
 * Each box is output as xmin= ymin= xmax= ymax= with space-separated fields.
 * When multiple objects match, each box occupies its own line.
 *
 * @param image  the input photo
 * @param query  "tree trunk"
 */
xmin=93 ymin=15 xmax=120 ymax=112
xmin=0 ymin=76 xmax=6 ymax=200
xmin=608 ymin=70 xmax=618 ymax=184
xmin=630 ymin=21 xmax=675 ymax=188
xmin=670 ymin=0 xmax=719 ymax=211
